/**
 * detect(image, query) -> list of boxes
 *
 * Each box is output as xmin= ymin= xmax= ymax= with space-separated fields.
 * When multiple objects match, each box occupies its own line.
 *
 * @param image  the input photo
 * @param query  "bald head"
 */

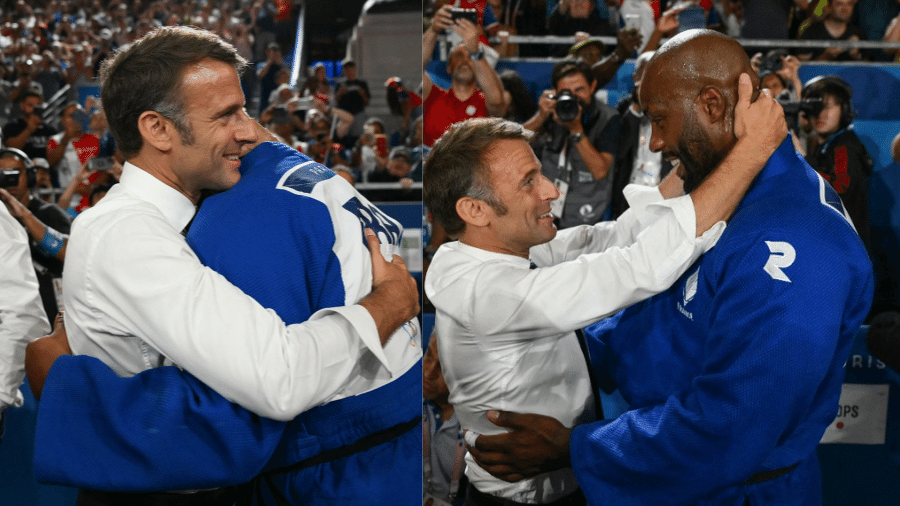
xmin=638 ymin=30 xmax=759 ymax=193
xmin=643 ymin=30 xmax=757 ymax=109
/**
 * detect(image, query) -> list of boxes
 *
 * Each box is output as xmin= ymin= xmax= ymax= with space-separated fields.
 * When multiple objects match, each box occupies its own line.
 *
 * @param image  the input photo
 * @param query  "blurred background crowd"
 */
xmin=0 ymin=0 xmax=423 ymax=221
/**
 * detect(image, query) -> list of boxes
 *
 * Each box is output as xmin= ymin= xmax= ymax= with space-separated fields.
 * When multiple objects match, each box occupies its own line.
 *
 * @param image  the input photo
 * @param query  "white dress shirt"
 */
xmin=63 ymin=162 xmax=391 ymax=421
xmin=424 ymin=186 xmax=725 ymax=503
xmin=0 ymin=204 xmax=51 ymax=410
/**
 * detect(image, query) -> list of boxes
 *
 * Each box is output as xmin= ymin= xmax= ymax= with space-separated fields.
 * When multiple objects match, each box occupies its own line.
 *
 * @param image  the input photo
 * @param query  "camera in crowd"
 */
xmin=1 ymin=169 xmax=21 ymax=187
xmin=758 ymin=49 xmax=789 ymax=75
xmin=549 ymin=89 xmax=580 ymax=123
xmin=449 ymin=7 xmax=478 ymax=25
xmin=777 ymin=95 xmax=824 ymax=131
xmin=87 ymin=156 xmax=115 ymax=172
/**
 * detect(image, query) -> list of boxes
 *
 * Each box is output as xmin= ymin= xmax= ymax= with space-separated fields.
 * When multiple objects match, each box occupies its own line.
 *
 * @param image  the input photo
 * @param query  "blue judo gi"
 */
xmin=33 ymin=142 xmax=421 ymax=504
xmin=576 ymin=137 xmax=874 ymax=505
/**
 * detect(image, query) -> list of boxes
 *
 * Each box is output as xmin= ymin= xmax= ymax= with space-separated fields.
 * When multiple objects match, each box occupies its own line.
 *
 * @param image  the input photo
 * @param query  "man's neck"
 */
xmin=127 ymin=155 xmax=202 ymax=205
xmin=459 ymin=232 xmax=531 ymax=259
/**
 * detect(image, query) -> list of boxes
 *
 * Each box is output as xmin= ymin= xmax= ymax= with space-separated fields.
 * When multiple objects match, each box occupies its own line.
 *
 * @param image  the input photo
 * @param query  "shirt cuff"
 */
xmin=636 ymin=191 xmax=725 ymax=254
xmin=622 ymin=184 xmax=665 ymax=230
xmin=0 ymin=389 xmax=24 ymax=410
xmin=310 ymin=304 xmax=390 ymax=371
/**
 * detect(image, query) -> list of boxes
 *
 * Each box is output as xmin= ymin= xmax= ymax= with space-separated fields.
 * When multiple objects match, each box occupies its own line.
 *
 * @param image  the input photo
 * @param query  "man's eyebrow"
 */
xmin=213 ymin=103 xmax=242 ymax=118
xmin=521 ymin=167 xmax=540 ymax=184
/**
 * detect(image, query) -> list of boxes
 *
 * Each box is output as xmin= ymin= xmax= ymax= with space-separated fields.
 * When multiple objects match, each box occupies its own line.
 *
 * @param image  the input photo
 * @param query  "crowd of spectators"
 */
xmin=425 ymin=1 xmax=900 ymax=62
xmin=422 ymin=0 xmax=895 ymax=240
xmin=2 ymin=0 xmax=422 ymax=216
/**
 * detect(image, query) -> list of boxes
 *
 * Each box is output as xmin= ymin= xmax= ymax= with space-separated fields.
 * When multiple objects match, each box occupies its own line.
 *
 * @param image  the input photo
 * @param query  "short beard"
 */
xmin=677 ymin=113 xmax=726 ymax=194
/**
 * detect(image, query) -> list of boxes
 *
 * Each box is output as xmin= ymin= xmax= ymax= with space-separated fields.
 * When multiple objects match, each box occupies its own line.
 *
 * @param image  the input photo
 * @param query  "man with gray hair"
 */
xmin=424 ymin=79 xmax=786 ymax=504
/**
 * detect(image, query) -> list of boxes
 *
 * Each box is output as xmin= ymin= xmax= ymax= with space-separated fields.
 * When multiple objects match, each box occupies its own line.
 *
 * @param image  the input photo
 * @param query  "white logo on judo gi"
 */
xmin=677 ymin=268 xmax=699 ymax=320
xmin=763 ymin=241 xmax=795 ymax=283
xmin=683 ymin=268 xmax=699 ymax=305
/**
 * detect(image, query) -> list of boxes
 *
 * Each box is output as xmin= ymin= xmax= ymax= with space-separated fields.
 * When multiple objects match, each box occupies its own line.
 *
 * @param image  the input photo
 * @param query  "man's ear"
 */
xmin=456 ymin=196 xmax=491 ymax=228
xmin=696 ymin=86 xmax=726 ymax=123
xmin=137 ymin=110 xmax=174 ymax=152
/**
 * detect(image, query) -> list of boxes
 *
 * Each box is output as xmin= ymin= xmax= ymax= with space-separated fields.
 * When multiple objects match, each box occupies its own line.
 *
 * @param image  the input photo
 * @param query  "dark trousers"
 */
xmin=76 ymin=487 xmax=236 ymax=506
xmin=465 ymin=483 xmax=587 ymax=506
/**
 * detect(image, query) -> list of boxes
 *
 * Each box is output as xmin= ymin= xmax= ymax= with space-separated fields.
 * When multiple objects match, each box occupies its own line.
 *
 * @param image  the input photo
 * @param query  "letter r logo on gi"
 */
xmin=763 ymin=241 xmax=795 ymax=283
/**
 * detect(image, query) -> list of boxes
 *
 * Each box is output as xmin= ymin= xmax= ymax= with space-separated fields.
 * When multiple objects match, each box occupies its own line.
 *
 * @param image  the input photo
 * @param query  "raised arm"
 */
xmin=454 ymin=18 xmax=505 ymax=117
xmin=1 ymin=188 xmax=68 ymax=261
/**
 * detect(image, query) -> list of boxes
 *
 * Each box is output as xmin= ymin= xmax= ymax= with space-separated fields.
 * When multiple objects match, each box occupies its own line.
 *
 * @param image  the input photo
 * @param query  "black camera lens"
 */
xmin=1 ymin=169 xmax=21 ymax=187
xmin=554 ymin=90 xmax=580 ymax=123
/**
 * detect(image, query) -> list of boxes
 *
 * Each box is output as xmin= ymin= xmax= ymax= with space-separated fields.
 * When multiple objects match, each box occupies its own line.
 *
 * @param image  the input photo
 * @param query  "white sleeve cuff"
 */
xmin=310 ymin=304 xmax=390 ymax=371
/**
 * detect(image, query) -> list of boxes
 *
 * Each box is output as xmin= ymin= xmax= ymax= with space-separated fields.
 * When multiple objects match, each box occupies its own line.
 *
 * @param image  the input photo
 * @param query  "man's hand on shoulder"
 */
xmin=359 ymin=228 xmax=420 ymax=346
xmin=467 ymin=410 xmax=572 ymax=482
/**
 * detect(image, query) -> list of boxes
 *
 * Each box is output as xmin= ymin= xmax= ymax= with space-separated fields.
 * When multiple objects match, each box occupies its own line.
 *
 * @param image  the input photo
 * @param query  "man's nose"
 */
xmin=648 ymin=129 xmax=664 ymax=153
xmin=235 ymin=108 xmax=258 ymax=143
xmin=542 ymin=175 xmax=560 ymax=200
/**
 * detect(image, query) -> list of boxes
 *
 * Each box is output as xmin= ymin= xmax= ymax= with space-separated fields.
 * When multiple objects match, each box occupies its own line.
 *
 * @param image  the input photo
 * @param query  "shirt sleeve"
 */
xmin=532 ymin=186 xmax=719 ymax=265
xmin=469 ymin=196 xmax=724 ymax=341
xmin=80 ymin=211 xmax=380 ymax=421
xmin=34 ymin=354 xmax=285 ymax=490
xmin=570 ymin=228 xmax=873 ymax=503
xmin=0 ymin=206 xmax=51 ymax=410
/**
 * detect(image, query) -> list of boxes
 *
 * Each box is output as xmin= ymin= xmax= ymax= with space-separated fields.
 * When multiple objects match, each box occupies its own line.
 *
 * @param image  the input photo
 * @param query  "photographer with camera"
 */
xmin=2 ymin=90 xmax=58 ymax=163
xmin=802 ymin=75 xmax=873 ymax=251
xmin=752 ymin=50 xmax=809 ymax=154
xmin=753 ymin=50 xmax=803 ymax=102
xmin=524 ymin=58 xmax=620 ymax=229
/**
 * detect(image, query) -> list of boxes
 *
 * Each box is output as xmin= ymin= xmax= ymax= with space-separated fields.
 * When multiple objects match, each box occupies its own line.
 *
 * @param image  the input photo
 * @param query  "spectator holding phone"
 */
xmin=423 ymin=4 xmax=505 ymax=147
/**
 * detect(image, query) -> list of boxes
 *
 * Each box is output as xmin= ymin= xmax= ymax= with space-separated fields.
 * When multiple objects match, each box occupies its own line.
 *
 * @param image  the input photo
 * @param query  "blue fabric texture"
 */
xmin=34 ymin=142 xmax=420 ymax=504
xmin=576 ymin=137 xmax=874 ymax=505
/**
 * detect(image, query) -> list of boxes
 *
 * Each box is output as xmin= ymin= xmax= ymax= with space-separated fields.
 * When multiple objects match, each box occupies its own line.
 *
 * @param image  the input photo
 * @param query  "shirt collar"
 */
xmin=119 ymin=161 xmax=197 ymax=232
xmin=454 ymin=240 xmax=534 ymax=269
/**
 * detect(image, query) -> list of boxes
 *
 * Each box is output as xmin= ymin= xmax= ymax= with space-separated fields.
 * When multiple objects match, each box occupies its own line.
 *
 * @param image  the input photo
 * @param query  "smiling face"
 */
xmin=482 ymin=138 xmax=560 ymax=257
xmin=168 ymin=58 xmax=257 ymax=197
xmin=640 ymin=67 xmax=727 ymax=194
